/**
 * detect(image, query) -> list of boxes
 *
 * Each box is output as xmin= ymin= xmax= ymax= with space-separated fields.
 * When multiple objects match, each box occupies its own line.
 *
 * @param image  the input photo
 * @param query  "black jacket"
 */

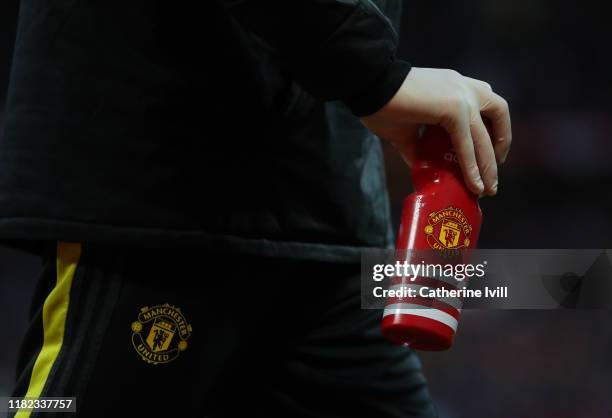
xmin=0 ymin=0 xmax=409 ymax=261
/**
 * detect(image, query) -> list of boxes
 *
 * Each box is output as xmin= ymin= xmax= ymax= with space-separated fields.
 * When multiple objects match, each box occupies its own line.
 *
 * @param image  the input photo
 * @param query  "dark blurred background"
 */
xmin=1 ymin=1 xmax=611 ymax=417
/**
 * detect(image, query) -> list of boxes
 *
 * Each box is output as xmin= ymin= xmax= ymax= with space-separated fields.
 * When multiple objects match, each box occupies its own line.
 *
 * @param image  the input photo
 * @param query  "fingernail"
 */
xmin=492 ymin=182 xmax=498 ymax=194
xmin=475 ymin=178 xmax=484 ymax=193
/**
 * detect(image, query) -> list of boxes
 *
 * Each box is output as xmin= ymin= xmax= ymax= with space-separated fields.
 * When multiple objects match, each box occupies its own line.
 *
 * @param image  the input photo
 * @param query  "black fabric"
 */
xmin=224 ymin=0 xmax=410 ymax=116
xmin=0 ymin=1 xmax=408 ymax=260
xmin=11 ymin=246 xmax=54 ymax=400
xmin=12 ymin=244 xmax=437 ymax=417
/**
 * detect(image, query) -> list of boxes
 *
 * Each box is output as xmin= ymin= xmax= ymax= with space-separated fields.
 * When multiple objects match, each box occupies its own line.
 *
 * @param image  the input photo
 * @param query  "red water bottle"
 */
xmin=381 ymin=125 xmax=482 ymax=350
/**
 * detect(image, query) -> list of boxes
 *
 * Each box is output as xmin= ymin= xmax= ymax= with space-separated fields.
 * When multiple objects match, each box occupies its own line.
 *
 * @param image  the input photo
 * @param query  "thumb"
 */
xmin=386 ymin=124 xmax=421 ymax=167
xmin=376 ymin=124 xmax=420 ymax=167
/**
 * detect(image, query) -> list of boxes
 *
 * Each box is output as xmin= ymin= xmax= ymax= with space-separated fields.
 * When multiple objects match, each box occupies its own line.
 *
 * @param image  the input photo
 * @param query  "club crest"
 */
xmin=131 ymin=303 xmax=192 ymax=365
xmin=424 ymin=206 xmax=472 ymax=251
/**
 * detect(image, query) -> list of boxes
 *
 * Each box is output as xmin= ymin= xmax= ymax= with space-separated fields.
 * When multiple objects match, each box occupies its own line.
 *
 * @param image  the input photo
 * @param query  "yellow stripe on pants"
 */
xmin=16 ymin=242 xmax=81 ymax=417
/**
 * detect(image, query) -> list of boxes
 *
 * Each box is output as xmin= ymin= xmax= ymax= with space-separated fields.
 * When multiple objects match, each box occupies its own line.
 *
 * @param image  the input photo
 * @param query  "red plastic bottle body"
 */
xmin=381 ymin=126 xmax=482 ymax=350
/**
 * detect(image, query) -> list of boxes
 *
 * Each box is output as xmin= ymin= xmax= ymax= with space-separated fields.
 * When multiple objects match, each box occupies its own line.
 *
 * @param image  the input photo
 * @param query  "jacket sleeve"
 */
xmin=222 ymin=0 xmax=411 ymax=117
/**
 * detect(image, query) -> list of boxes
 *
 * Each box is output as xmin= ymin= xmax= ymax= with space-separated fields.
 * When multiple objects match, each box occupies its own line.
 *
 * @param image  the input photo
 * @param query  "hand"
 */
xmin=360 ymin=67 xmax=512 ymax=196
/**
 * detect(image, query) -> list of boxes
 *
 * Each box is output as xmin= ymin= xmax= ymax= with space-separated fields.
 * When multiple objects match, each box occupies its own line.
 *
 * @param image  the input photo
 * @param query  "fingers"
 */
xmin=470 ymin=114 xmax=498 ymax=195
xmin=480 ymin=93 xmax=512 ymax=164
xmin=441 ymin=102 xmax=484 ymax=195
xmin=466 ymin=77 xmax=512 ymax=164
xmin=462 ymin=76 xmax=512 ymax=196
